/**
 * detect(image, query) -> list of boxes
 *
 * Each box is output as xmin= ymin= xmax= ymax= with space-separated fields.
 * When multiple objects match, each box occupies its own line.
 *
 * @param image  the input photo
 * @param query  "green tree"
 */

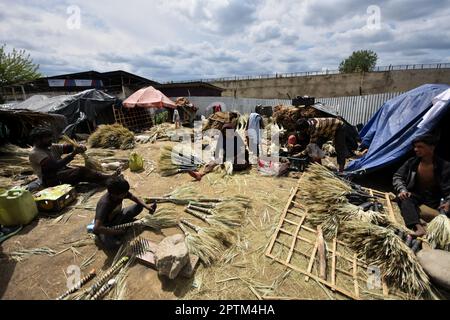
xmin=0 ymin=44 xmax=42 ymax=87
xmin=339 ymin=50 xmax=378 ymax=73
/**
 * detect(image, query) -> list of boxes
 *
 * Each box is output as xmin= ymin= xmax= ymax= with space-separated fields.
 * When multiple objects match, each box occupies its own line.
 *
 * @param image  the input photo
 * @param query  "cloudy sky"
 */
xmin=1 ymin=0 xmax=449 ymax=82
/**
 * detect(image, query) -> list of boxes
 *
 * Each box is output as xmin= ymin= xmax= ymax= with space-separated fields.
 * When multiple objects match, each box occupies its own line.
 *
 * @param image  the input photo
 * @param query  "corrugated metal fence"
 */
xmin=316 ymin=92 xmax=403 ymax=125
xmin=182 ymin=91 xmax=404 ymax=125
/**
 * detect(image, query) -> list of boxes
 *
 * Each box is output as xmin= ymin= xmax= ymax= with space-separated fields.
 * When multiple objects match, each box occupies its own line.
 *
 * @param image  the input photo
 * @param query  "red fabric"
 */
xmin=288 ymin=135 xmax=297 ymax=145
xmin=123 ymin=86 xmax=176 ymax=109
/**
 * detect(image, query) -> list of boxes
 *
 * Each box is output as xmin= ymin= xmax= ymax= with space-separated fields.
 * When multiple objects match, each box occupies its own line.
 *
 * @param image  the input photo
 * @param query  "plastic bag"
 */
xmin=129 ymin=152 xmax=144 ymax=172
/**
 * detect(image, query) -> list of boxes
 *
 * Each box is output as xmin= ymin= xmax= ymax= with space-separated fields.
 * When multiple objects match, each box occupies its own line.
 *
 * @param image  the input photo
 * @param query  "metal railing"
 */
xmin=165 ymin=62 xmax=450 ymax=84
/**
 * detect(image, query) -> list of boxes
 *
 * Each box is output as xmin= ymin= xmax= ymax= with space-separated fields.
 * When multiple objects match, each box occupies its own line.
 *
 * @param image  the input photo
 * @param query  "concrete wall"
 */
xmin=211 ymin=69 xmax=450 ymax=99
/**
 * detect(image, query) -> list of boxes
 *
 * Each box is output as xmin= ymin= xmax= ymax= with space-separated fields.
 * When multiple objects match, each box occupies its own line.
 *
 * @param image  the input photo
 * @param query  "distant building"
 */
xmin=155 ymin=81 xmax=224 ymax=98
xmin=0 ymin=70 xmax=159 ymax=102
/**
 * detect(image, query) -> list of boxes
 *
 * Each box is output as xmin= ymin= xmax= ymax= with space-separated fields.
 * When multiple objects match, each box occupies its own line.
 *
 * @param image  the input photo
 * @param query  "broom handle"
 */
xmin=111 ymin=221 xmax=140 ymax=230
xmin=189 ymin=201 xmax=216 ymax=208
xmin=188 ymin=204 xmax=213 ymax=215
xmin=56 ymin=269 xmax=96 ymax=300
xmin=197 ymin=198 xmax=222 ymax=203
xmin=87 ymin=257 xmax=128 ymax=297
xmin=144 ymin=197 xmax=173 ymax=203
xmin=185 ymin=208 xmax=209 ymax=222
xmin=178 ymin=222 xmax=190 ymax=235
xmin=180 ymin=218 xmax=201 ymax=233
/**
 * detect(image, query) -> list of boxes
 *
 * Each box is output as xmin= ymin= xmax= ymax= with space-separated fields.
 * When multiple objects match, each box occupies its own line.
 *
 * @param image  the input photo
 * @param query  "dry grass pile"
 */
xmin=426 ymin=215 xmax=450 ymax=251
xmin=87 ymin=124 xmax=135 ymax=150
xmin=340 ymin=221 xmax=430 ymax=297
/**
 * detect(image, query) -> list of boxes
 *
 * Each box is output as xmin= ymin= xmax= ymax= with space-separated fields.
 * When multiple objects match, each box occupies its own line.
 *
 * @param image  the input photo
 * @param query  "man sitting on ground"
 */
xmin=296 ymin=117 xmax=350 ymax=172
xmin=393 ymin=134 xmax=450 ymax=237
xmin=188 ymin=122 xmax=250 ymax=181
xmin=29 ymin=127 xmax=115 ymax=188
xmin=93 ymin=175 xmax=156 ymax=249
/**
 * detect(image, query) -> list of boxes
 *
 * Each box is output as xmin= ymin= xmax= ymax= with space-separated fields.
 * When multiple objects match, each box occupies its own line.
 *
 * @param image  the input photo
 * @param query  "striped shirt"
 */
xmin=308 ymin=118 xmax=344 ymax=144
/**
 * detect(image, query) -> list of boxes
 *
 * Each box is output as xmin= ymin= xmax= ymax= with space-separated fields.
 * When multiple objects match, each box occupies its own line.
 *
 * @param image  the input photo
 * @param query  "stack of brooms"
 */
xmin=145 ymin=185 xmax=251 ymax=266
xmin=299 ymin=163 xmax=431 ymax=297
xmin=158 ymin=145 xmax=204 ymax=176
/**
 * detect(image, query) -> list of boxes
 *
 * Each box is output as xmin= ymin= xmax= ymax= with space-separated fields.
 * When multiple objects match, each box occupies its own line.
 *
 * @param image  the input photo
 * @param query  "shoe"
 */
xmin=0 ymin=225 xmax=23 ymax=243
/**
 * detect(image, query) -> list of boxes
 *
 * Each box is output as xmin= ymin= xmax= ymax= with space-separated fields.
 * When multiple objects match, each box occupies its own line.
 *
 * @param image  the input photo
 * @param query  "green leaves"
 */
xmin=0 ymin=44 xmax=42 ymax=86
xmin=338 ymin=50 xmax=378 ymax=73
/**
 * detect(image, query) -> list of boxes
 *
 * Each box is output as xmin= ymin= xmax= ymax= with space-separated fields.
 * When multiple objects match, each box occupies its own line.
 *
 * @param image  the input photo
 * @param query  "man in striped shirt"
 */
xmin=296 ymin=117 xmax=349 ymax=172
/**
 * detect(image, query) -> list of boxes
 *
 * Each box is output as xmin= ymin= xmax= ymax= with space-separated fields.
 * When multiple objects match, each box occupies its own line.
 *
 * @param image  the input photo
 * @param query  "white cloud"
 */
xmin=0 ymin=0 xmax=449 ymax=82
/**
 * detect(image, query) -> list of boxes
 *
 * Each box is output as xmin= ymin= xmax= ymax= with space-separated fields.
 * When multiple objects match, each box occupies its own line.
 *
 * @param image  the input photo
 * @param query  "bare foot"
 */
xmin=413 ymin=224 xmax=427 ymax=237
xmin=187 ymin=171 xmax=202 ymax=181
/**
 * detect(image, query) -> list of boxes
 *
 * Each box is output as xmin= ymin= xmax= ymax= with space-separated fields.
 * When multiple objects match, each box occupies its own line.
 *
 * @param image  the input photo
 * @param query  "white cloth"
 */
xmin=247 ymin=113 xmax=262 ymax=143
xmin=173 ymin=109 xmax=180 ymax=122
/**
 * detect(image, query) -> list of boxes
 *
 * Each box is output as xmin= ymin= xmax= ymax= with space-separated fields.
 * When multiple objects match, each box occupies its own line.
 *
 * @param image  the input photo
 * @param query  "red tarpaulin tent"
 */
xmin=123 ymin=86 xmax=176 ymax=109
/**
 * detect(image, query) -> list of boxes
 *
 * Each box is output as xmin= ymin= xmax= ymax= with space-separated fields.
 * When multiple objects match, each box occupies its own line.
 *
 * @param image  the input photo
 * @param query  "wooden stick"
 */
xmin=267 ymin=253 xmax=359 ymax=300
xmin=317 ymin=226 xmax=327 ymax=280
xmin=265 ymin=185 xmax=299 ymax=256
xmin=331 ymin=237 xmax=337 ymax=291
xmin=305 ymin=241 xmax=319 ymax=282
xmin=353 ymin=254 xmax=359 ymax=298
xmin=248 ymin=286 xmax=262 ymax=300
xmin=384 ymin=193 xmax=398 ymax=223
xmin=286 ymin=208 xmax=307 ymax=264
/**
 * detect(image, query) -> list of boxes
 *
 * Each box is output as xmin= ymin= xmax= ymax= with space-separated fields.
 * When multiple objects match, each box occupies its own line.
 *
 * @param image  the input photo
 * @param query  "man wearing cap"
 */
xmin=393 ymin=134 xmax=450 ymax=237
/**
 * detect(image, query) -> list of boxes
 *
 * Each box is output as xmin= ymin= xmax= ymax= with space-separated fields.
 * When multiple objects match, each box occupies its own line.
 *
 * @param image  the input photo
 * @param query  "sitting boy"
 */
xmin=93 ymin=175 xmax=156 ymax=249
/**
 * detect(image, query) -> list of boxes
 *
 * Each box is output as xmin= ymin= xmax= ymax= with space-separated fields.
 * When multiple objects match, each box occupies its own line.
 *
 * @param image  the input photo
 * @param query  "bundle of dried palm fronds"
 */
xmin=426 ymin=215 xmax=450 ymax=251
xmin=158 ymin=145 xmax=201 ymax=176
xmin=87 ymin=124 xmax=135 ymax=150
xmin=340 ymin=220 xmax=430 ymax=297
xmin=61 ymin=135 xmax=103 ymax=172
xmin=178 ymin=223 xmax=222 ymax=266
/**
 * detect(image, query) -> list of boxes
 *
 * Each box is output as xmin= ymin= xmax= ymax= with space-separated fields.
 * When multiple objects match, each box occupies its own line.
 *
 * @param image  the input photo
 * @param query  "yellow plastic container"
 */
xmin=0 ymin=187 xmax=38 ymax=226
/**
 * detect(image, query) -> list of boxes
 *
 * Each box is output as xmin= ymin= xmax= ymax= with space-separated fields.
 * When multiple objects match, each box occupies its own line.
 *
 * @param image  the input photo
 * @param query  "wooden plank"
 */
xmin=305 ymin=241 xmax=319 ymax=282
xmin=331 ymin=238 xmax=337 ymax=290
xmin=382 ymin=277 xmax=389 ymax=297
xmin=267 ymin=253 xmax=360 ymax=300
xmin=385 ymin=193 xmax=398 ymax=223
xmin=317 ymin=226 xmax=327 ymax=280
xmin=353 ymin=254 xmax=360 ymax=298
xmin=265 ymin=185 xmax=299 ymax=256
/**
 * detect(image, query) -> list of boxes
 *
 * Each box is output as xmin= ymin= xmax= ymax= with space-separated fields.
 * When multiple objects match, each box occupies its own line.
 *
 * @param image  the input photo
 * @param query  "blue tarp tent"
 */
xmin=346 ymin=84 xmax=450 ymax=174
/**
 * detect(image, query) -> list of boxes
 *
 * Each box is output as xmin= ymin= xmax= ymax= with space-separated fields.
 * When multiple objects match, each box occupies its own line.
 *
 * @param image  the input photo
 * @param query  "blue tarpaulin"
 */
xmin=346 ymin=84 xmax=450 ymax=174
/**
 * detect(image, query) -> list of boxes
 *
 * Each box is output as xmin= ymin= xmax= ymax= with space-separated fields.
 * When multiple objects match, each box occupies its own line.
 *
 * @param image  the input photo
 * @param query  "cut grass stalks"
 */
xmin=61 ymin=135 xmax=103 ymax=172
xmin=186 ymin=206 xmax=243 ymax=228
xmin=180 ymin=218 xmax=234 ymax=247
xmin=426 ymin=215 xmax=450 ymax=251
xmin=178 ymin=222 xmax=222 ymax=267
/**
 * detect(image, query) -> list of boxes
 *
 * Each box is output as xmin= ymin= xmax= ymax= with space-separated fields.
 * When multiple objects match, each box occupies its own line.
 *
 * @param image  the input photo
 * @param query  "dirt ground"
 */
xmin=0 ymin=138 xmax=397 ymax=300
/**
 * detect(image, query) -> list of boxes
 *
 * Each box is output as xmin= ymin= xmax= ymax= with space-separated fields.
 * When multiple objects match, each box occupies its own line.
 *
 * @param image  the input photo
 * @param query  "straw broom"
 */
xmin=158 ymin=145 xmax=200 ymax=176
xmin=426 ymin=215 xmax=450 ymax=251
xmin=145 ymin=185 xmax=222 ymax=205
xmin=340 ymin=221 xmax=430 ymax=297
xmin=186 ymin=204 xmax=244 ymax=228
xmin=61 ymin=135 xmax=103 ymax=172
xmin=112 ymin=208 xmax=178 ymax=230
xmin=178 ymin=223 xmax=222 ymax=267
xmin=180 ymin=218 xmax=229 ymax=248
xmin=180 ymin=217 xmax=235 ymax=246
xmin=56 ymin=269 xmax=96 ymax=300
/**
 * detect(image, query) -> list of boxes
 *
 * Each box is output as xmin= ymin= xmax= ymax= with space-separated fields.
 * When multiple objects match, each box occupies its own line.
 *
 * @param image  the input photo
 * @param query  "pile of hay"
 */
xmin=202 ymin=112 xmax=240 ymax=132
xmin=272 ymin=105 xmax=326 ymax=132
xmin=88 ymin=124 xmax=135 ymax=150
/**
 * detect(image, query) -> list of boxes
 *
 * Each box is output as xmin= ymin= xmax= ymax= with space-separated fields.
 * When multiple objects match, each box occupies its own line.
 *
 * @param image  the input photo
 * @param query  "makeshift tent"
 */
xmin=123 ymin=86 xmax=176 ymax=109
xmin=346 ymin=84 xmax=450 ymax=174
xmin=7 ymin=89 xmax=118 ymax=136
